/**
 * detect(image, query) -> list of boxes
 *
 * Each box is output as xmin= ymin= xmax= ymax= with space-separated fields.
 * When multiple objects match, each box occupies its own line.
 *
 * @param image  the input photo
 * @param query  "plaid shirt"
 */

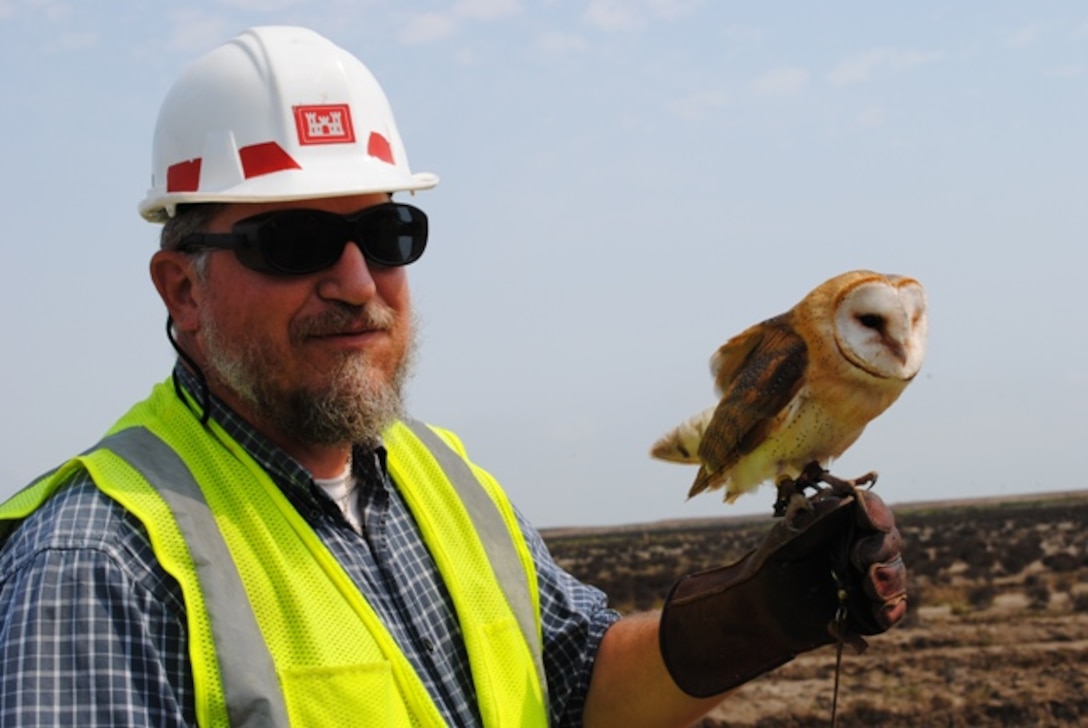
xmin=0 ymin=366 xmax=620 ymax=726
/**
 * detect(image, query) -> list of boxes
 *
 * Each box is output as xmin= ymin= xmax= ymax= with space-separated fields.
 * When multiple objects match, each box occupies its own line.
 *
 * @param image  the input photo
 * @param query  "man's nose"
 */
xmin=315 ymin=240 xmax=379 ymax=305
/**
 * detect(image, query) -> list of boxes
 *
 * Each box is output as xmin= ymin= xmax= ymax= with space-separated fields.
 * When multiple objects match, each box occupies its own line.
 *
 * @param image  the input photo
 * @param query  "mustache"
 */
xmin=291 ymin=302 xmax=397 ymax=341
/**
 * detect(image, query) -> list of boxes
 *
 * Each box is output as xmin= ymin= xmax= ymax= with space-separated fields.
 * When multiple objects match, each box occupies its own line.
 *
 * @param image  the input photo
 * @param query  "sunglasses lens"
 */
xmin=231 ymin=203 xmax=428 ymax=274
xmin=358 ymin=204 xmax=428 ymax=267
xmin=251 ymin=211 xmax=345 ymax=274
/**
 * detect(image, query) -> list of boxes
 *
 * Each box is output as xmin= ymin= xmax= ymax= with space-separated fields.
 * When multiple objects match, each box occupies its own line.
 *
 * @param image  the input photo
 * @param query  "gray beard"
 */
xmin=200 ymin=305 xmax=416 ymax=447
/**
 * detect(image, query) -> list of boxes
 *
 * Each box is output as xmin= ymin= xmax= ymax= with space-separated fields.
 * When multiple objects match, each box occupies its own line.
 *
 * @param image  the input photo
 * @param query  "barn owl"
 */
xmin=651 ymin=270 xmax=927 ymax=508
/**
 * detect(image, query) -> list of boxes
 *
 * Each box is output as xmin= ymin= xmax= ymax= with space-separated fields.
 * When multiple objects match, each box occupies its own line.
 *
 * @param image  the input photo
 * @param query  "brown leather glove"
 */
xmin=658 ymin=485 xmax=907 ymax=698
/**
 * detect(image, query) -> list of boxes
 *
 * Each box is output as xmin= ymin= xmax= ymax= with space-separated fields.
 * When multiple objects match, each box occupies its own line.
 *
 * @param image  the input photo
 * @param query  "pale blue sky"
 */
xmin=1 ymin=1 xmax=1085 ymax=527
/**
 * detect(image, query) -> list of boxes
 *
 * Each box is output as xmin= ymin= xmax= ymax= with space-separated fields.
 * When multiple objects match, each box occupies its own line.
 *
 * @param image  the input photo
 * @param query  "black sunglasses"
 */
xmin=178 ymin=202 xmax=428 ymax=275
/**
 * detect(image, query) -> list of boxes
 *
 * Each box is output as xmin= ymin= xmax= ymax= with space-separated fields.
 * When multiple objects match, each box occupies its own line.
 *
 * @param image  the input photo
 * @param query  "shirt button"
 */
xmin=423 ymin=638 xmax=436 ymax=653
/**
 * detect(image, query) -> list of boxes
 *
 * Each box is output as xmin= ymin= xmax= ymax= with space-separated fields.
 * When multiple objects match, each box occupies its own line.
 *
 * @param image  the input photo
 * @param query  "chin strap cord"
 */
xmin=166 ymin=315 xmax=212 ymax=426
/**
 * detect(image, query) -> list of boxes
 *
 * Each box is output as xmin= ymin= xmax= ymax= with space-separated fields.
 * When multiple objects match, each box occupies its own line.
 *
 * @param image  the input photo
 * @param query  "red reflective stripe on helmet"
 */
xmin=166 ymin=158 xmax=202 ymax=192
xmin=367 ymin=132 xmax=394 ymax=165
xmin=239 ymin=142 xmax=301 ymax=179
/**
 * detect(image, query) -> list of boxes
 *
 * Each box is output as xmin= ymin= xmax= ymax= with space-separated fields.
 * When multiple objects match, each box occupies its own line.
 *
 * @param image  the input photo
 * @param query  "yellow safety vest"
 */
xmin=0 ymin=380 xmax=550 ymax=727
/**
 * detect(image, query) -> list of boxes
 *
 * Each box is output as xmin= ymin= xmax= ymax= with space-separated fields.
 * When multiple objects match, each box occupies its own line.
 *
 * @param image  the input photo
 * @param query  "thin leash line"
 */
xmin=827 ymin=499 xmax=858 ymax=728
xmin=831 ymin=628 xmax=845 ymax=727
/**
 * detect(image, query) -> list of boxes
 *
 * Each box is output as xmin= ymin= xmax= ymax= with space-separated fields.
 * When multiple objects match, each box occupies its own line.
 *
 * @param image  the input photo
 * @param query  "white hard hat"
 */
xmin=139 ymin=26 xmax=438 ymax=222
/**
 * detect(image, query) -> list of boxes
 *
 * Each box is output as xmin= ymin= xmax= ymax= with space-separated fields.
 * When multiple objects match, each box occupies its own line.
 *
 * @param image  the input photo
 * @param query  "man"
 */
xmin=0 ymin=26 xmax=905 ymax=727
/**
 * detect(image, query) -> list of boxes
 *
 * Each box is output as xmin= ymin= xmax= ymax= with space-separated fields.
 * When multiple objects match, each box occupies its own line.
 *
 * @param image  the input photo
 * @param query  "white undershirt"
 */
xmin=314 ymin=463 xmax=363 ymax=535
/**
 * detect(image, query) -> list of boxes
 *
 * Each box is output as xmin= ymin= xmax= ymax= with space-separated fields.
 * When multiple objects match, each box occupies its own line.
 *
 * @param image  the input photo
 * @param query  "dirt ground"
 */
xmin=542 ymin=490 xmax=1088 ymax=727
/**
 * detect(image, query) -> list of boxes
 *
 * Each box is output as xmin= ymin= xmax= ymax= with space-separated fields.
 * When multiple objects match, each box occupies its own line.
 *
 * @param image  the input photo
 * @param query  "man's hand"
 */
xmin=658 ymin=482 xmax=907 ymax=698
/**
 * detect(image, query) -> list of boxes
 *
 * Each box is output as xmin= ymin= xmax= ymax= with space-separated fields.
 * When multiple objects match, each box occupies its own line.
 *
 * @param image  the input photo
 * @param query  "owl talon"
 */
xmin=817 ymin=469 xmax=879 ymax=496
xmin=773 ymin=467 xmax=880 ymax=516
xmin=773 ymin=473 xmax=813 ymax=517
xmin=854 ymin=471 xmax=879 ymax=490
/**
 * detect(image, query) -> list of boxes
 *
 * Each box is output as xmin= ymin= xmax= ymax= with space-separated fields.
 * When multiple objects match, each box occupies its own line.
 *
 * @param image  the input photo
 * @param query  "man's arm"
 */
xmin=583 ymin=484 xmax=907 ymax=726
xmin=583 ymin=612 xmax=724 ymax=728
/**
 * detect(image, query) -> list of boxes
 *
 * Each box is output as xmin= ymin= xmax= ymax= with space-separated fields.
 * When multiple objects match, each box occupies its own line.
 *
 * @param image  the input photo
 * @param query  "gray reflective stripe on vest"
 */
xmin=99 ymin=427 xmax=290 ymax=728
xmin=401 ymin=419 xmax=549 ymax=704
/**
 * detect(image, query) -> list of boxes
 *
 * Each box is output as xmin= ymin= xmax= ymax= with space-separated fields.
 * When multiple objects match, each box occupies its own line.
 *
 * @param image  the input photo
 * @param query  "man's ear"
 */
xmin=150 ymin=250 xmax=204 ymax=334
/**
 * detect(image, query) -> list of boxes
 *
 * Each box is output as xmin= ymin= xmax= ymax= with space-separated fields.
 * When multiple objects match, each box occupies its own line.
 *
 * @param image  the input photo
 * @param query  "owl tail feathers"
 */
xmin=687 ymin=467 xmax=716 ymax=499
xmin=649 ymin=406 xmax=716 ymax=465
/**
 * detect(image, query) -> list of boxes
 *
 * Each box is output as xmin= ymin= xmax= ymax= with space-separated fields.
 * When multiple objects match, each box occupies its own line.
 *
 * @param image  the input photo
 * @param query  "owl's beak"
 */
xmin=882 ymin=336 xmax=908 ymax=366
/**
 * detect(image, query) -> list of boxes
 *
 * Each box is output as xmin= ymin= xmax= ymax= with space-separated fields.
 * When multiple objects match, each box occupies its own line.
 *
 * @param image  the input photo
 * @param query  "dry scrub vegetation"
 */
xmin=542 ymin=490 xmax=1088 ymax=727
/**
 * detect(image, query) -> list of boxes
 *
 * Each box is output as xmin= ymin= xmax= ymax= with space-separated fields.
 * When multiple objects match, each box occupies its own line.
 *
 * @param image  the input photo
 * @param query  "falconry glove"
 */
xmin=658 ymin=484 xmax=907 ymax=698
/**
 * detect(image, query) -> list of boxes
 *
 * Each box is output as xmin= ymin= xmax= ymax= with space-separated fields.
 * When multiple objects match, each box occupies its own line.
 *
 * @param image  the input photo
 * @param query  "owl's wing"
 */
xmin=708 ymin=319 xmax=767 ymax=397
xmin=690 ymin=313 xmax=808 ymax=497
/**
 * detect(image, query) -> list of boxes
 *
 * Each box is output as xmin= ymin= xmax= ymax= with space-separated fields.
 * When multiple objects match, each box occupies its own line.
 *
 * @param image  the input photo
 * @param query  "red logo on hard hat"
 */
xmin=294 ymin=104 xmax=356 ymax=145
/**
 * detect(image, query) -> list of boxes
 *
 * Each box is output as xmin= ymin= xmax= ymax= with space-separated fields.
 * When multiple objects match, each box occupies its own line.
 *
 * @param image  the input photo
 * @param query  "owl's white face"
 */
xmin=833 ymin=277 xmax=927 ymax=380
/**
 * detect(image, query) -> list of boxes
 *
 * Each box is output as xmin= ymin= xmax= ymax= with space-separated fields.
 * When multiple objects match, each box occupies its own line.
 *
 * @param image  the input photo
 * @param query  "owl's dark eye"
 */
xmin=857 ymin=313 xmax=884 ymax=330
